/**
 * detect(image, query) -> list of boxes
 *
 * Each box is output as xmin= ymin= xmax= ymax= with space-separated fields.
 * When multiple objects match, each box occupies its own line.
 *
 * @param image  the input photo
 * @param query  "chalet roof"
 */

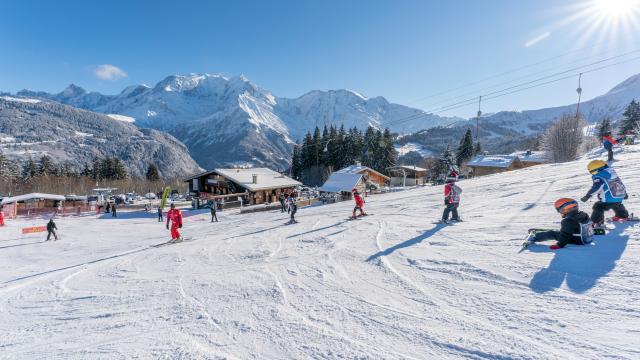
xmin=319 ymin=173 xmax=363 ymax=193
xmin=509 ymin=151 xmax=548 ymax=163
xmin=1 ymin=193 xmax=66 ymax=204
xmin=467 ymin=155 xmax=519 ymax=168
xmin=336 ymin=165 xmax=390 ymax=180
xmin=388 ymin=165 xmax=428 ymax=173
xmin=198 ymin=168 xmax=302 ymax=192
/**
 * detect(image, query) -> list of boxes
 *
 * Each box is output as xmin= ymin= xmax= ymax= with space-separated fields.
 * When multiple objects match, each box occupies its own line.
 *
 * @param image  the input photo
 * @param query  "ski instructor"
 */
xmin=166 ymin=203 xmax=183 ymax=242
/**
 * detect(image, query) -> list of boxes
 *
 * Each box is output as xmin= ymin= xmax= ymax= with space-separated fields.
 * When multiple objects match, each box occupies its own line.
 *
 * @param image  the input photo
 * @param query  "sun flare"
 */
xmin=592 ymin=0 xmax=639 ymax=20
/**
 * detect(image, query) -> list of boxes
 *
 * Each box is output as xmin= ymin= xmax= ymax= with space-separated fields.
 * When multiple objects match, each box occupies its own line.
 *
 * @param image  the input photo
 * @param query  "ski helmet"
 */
xmin=587 ymin=159 xmax=608 ymax=175
xmin=352 ymin=188 xmax=358 ymax=193
xmin=554 ymin=198 xmax=578 ymax=215
xmin=170 ymin=203 xmax=175 ymax=209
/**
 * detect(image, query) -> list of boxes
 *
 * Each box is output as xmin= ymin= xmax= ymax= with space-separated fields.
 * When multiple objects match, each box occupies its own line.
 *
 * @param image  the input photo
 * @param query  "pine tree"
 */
xmin=301 ymin=132 xmax=314 ymax=170
xmin=92 ymin=157 xmax=103 ymax=180
xmin=312 ymin=126 xmax=322 ymax=168
xmin=291 ymin=141 xmax=302 ymax=180
xmin=146 ymin=164 xmax=160 ymax=181
xmin=379 ymin=128 xmax=397 ymax=173
xmin=22 ymin=157 xmax=38 ymax=181
xmin=456 ymin=128 xmax=474 ymax=166
xmin=619 ymin=100 xmax=640 ymax=135
xmin=362 ymin=126 xmax=377 ymax=168
xmin=111 ymin=158 xmax=128 ymax=180
xmin=38 ymin=155 xmax=56 ymax=176
xmin=596 ymin=118 xmax=612 ymax=138
xmin=81 ymin=162 xmax=92 ymax=177
xmin=0 ymin=152 xmax=19 ymax=182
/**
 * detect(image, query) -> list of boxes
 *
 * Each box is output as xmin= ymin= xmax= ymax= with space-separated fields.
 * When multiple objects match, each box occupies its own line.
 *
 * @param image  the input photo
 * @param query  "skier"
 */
xmin=46 ymin=218 xmax=58 ymax=241
xmin=602 ymin=132 xmax=623 ymax=162
xmin=441 ymin=173 xmax=462 ymax=224
xmin=279 ymin=193 xmax=286 ymax=213
xmin=111 ymin=203 xmax=117 ymax=217
xmin=287 ymin=194 xmax=298 ymax=224
xmin=351 ymin=188 xmax=366 ymax=219
xmin=157 ymin=206 xmax=163 ymax=222
xmin=106 ymin=202 xmax=111 ymax=214
xmin=0 ymin=204 xmax=5 ymax=226
xmin=210 ymin=200 xmax=218 ymax=222
xmin=581 ymin=159 xmax=629 ymax=225
xmin=166 ymin=203 xmax=183 ymax=241
xmin=523 ymin=198 xmax=592 ymax=250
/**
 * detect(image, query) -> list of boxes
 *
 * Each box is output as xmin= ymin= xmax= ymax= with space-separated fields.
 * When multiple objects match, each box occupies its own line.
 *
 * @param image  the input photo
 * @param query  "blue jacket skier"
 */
xmin=580 ymin=159 xmax=629 ymax=224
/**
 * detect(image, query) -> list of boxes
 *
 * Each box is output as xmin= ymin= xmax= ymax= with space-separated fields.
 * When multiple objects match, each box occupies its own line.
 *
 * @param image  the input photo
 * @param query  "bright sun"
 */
xmin=593 ymin=0 xmax=638 ymax=20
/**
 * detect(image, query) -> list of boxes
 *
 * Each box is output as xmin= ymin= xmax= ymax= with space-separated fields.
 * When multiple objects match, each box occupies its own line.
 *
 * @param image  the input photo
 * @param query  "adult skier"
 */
xmin=580 ymin=159 xmax=629 ymax=225
xmin=46 ymin=218 xmax=58 ymax=241
xmin=523 ymin=198 xmax=592 ymax=250
xmin=279 ymin=193 xmax=286 ymax=213
xmin=602 ymin=132 xmax=623 ymax=162
xmin=351 ymin=188 xmax=366 ymax=219
xmin=441 ymin=174 xmax=462 ymax=224
xmin=0 ymin=204 xmax=4 ymax=227
xmin=157 ymin=206 xmax=163 ymax=222
xmin=166 ymin=203 xmax=183 ymax=241
xmin=210 ymin=200 xmax=218 ymax=222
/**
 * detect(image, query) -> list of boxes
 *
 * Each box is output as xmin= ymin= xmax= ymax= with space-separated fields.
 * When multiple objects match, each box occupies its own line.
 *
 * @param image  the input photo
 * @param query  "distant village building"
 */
xmin=0 ymin=193 xmax=66 ymax=218
xmin=319 ymin=172 xmax=367 ymax=200
xmin=185 ymin=167 xmax=301 ymax=206
xmin=467 ymin=155 xmax=524 ymax=177
xmin=510 ymin=150 xmax=548 ymax=168
xmin=387 ymin=165 xmax=428 ymax=186
xmin=335 ymin=165 xmax=390 ymax=189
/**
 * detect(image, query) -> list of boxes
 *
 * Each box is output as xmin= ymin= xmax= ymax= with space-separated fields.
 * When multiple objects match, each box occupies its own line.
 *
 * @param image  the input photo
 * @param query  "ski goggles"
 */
xmin=555 ymin=200 xmax=578 ymax=213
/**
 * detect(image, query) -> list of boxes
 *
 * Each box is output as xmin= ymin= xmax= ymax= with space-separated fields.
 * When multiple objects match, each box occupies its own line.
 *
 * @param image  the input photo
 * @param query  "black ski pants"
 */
xmin=290 ymin=206 xmax=297 ymax=221
xmin=47 ymin=230 xmax=58 ymax=241
xmin=591 ymin=201 xmax=628 ymax=224
xmin=442 ymin=202 xmax=459 ymax=221
xmin=531 ymin=230 xmax=561 ymax=242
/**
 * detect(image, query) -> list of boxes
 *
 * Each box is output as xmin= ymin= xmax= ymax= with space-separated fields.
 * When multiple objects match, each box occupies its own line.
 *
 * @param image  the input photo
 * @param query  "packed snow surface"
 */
xmin=106 ymin=114 xmax=135 ymax=123
xmin=0 ymin=96 xmax=41 ymax=104
xmin=395 ymin=142 xmax=434 ymax=157
xmin=1 ymin=146 xmax=640 ymax=359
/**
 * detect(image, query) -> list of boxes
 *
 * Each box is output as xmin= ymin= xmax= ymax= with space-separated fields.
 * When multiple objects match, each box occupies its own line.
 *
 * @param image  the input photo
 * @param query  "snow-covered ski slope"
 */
xmin=1 ymin=147 xmax=640 ymax=359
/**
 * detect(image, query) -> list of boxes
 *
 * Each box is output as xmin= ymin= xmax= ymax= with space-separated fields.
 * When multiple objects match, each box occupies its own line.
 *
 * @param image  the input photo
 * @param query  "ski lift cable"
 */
xmin=384 ymin=50 xmax=640 ymax=127
xmin=405 ymin=39 xmax=632 ymax=106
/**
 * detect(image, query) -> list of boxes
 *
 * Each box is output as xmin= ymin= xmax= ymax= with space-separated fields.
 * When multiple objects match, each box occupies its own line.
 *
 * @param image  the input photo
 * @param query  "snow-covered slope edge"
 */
xmin=1 ymin=143 xmax=638 ymax=358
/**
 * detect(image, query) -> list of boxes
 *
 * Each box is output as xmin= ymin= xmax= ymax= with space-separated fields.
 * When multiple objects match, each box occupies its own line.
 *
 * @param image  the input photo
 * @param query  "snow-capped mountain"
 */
xmin=0 ymin=97 xmax=201 ymax=178
xmin=17 ymin=74 xmax=460 ymax=170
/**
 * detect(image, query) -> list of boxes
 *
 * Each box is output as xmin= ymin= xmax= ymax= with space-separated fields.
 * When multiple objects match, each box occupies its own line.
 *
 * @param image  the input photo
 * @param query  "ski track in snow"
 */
xmin=2 ymin=146 xmax=640 ymax=358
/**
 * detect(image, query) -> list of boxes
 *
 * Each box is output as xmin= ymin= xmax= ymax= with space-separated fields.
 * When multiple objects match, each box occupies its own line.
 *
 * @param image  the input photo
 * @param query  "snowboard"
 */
xmin=606 ymin=216 xmax=639 ymax=223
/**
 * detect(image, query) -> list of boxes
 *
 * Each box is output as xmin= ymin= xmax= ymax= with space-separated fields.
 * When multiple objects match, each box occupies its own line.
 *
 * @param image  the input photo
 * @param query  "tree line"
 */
xmin=290 ymin=125 xmax=397 ymax=186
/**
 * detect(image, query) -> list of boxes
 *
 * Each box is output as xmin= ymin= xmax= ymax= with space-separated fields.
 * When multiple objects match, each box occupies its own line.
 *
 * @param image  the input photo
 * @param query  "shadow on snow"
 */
xmin=366 ymin=223 xmax=446 ymax=262
xmin=528 ymin=222 xmax=633 ymax=294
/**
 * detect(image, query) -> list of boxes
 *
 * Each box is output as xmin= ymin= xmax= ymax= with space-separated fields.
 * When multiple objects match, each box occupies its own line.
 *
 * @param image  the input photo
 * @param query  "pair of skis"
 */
xmin=347 ymin=213 xmax=369 ymax=221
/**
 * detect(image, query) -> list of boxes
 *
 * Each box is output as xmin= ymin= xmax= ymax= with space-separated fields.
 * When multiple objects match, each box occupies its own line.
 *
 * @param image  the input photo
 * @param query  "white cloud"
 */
xmin=94 ymin=64 xmax=128 ymax=81
xmin=524 ymin=32 xmax=551 ymax=48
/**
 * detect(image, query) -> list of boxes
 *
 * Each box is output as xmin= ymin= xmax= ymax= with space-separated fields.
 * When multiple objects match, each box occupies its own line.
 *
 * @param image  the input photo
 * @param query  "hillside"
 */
xmin=1 ymin=144 xmax=639 ymax=358
xmin=16 ymin=74 xmax=462 ymax=169
xmin=0 ymin=96 xmax=201 ymax=178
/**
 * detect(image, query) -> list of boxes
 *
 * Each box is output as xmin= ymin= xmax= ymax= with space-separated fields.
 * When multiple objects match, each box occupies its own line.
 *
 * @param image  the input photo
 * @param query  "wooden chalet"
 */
xmin=467 ymin=155 xmax=524 ymax=177
xmin=335 ymin=165 xmax=390 ymax=189
xmin=185 ymin=167 xmax=301 ymax=206
xmin=387 ymin=165 xmax=428 ymax=186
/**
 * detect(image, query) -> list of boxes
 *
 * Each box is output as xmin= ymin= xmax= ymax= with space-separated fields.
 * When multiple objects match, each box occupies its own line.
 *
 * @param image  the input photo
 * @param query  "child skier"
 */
xmin=580 ymin=159 xmax=629 ymax=225
xmin=166 ymin=203 xmax=183 ymax=241
xmin=441 ymin=174 xmax=461 ymax=224
xmin=523 ymin=198 xmax=591 ymax=250
xmin=0 ymin=204 xmax=4 ymax=226
xmin=351 ymin=188 xmax=366 ymax=218
xmin=46 ymin=218 xmax=58 ymax=241
xmin=287 ymin=194 xmax=298 ymax=224
xmin=157 ymin=206 xmax=163 ymax=222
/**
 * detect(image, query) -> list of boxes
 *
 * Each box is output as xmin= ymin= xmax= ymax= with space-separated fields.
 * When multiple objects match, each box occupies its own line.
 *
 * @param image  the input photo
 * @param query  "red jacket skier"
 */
xmin=166 ymin=203 xmax=183 ymax=241
xmin=0 ymin=205 xmax=5 ymax=227
xmin=441 ymin=173 xmax=462 ymax=224
xmin=352 ymin=188 xmax=366 ymax=218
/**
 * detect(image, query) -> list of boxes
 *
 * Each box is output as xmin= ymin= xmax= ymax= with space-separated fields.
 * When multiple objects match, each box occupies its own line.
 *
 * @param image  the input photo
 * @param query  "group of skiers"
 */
xmin=524 ymin=158 xmax=631 ymax=250
xmin=103 ymin=202 xmax=117 ymax=217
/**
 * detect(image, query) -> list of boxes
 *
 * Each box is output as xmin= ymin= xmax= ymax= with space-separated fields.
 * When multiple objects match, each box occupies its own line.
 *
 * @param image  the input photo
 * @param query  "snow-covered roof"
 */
xmin=388 ymin=165 xmax=427 ymax=172
xmin=1 ymin=193 xmax=66 ymax=204
xmin=336 ymin=165 xmax=390 ymax=180
xmin=509 ymin=151 xmax=548 ymax=163
xmin=213 ymin=168 xmax=301 ymax=191
xmin=467 ymin=155 xmax=519 ymax=168
xmin=319 ymin=173 xmax=363 ymax=193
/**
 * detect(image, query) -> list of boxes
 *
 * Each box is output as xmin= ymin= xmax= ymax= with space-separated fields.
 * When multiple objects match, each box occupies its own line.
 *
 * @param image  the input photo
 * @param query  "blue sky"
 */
xmin=1 ymin=0 xmax=639 ymax=118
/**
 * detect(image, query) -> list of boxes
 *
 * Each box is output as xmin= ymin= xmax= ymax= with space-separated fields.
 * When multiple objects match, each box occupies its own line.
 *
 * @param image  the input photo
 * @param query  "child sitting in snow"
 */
xmin=524 ymin=198 xmax=591 ymax=250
